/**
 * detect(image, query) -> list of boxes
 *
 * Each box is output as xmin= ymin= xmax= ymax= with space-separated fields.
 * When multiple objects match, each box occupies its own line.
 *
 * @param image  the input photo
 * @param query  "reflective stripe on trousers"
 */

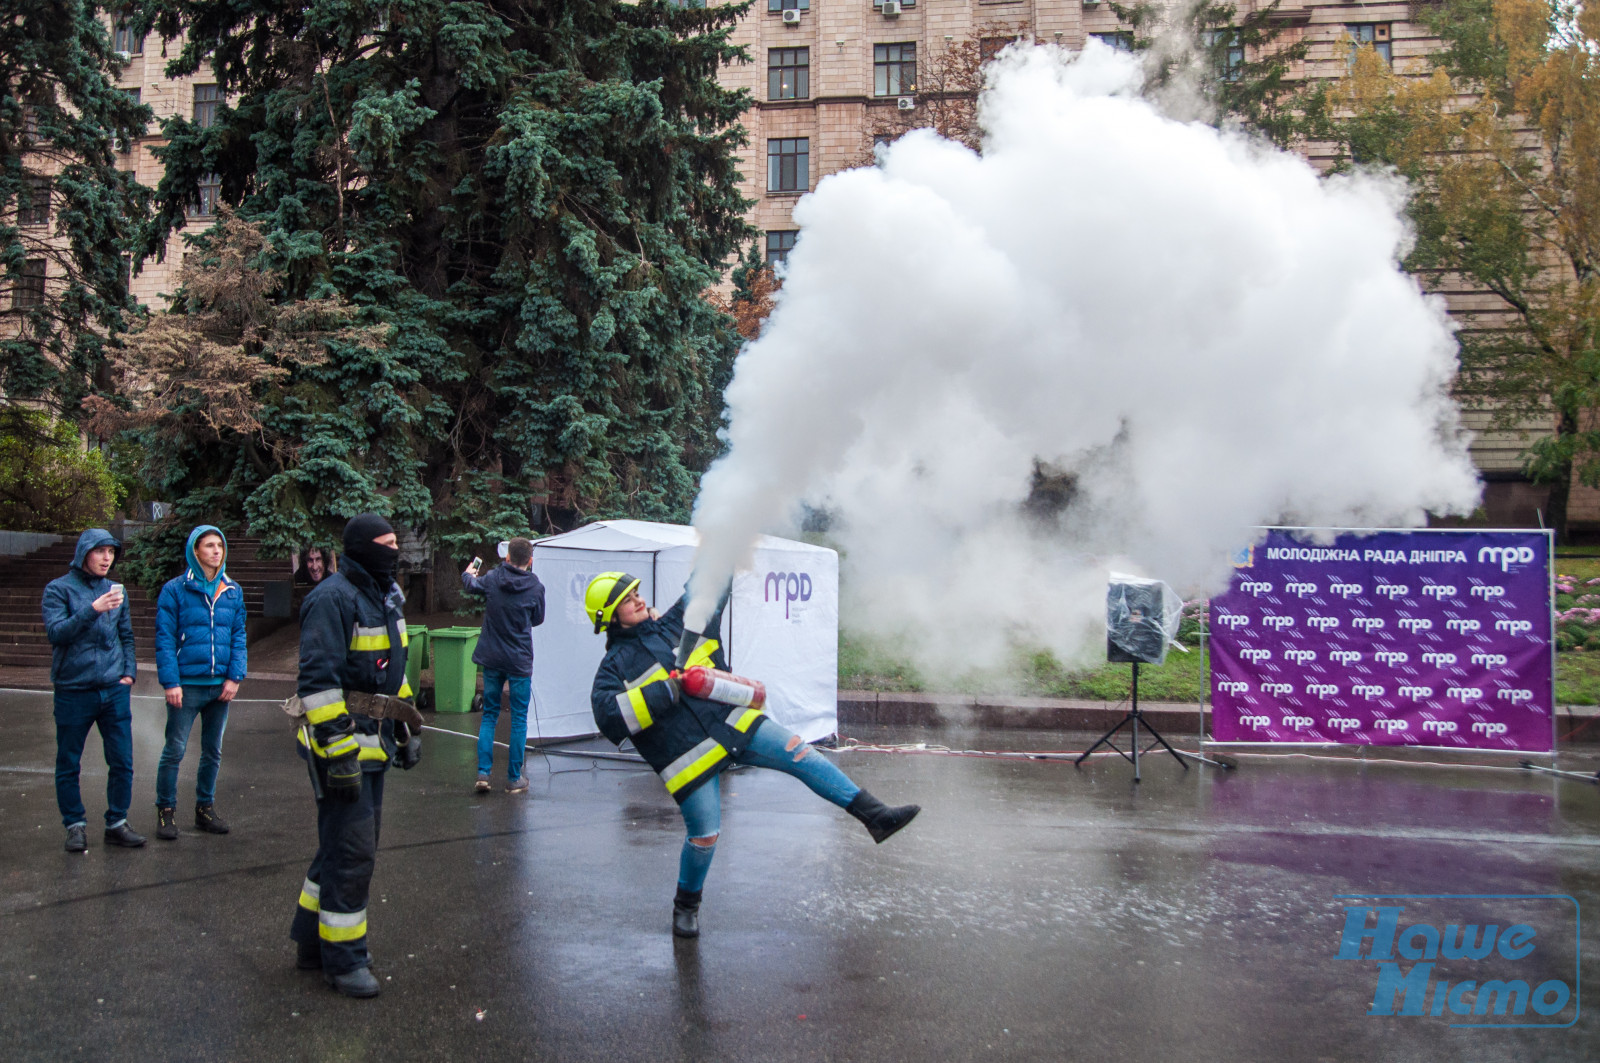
xmin=660 ymin=737 xmax=728 ymax=795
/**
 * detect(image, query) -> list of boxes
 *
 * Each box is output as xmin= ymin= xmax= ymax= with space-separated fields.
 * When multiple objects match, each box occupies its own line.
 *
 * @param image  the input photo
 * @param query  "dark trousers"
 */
xmin=53 ymin=684 xmax=133 ymax=829
xmin=290 ymin=767 xmax=385 ymax=974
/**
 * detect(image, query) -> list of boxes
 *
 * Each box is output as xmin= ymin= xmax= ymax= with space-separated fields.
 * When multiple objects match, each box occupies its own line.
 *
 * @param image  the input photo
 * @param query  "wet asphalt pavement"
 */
xmin=2 ymin=683 xmax=1598 ymax=1062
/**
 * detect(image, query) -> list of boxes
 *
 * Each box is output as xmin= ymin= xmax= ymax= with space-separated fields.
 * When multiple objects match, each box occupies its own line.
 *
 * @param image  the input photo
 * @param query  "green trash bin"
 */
xmin=404 ymin=624 xmax=429 ymax=696
xmin=429 ymin=627 xmax=480 ymax=714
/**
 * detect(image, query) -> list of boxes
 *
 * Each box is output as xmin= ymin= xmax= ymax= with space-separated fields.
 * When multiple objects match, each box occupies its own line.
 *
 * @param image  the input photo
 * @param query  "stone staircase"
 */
xmin=0 ymin=536 xmax=296 ymax=669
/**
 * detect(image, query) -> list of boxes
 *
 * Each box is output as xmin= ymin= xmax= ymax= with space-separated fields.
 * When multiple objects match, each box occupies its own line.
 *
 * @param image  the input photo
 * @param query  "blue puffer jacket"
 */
xmin=155 ymin=525 xmax=248 ymax=689
xmin=41 ymin=529 xmax=136 ymax=691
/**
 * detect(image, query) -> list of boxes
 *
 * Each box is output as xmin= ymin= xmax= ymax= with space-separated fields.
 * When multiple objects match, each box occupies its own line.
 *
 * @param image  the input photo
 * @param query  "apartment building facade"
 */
xmin=15 ymin=4 xmax=1570 ymax=526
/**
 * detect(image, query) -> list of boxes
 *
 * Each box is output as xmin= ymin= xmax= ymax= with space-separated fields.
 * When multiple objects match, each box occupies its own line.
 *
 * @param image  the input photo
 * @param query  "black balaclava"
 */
xmin=343 ymin=513 xmax=398 ymax=586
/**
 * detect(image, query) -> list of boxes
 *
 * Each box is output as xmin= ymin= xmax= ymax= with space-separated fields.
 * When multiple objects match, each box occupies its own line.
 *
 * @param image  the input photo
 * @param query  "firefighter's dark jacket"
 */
xmin=295 ymin=556 xmax=411 ymax=772
xmin=590 ymin=592 xmax=765 ymax=804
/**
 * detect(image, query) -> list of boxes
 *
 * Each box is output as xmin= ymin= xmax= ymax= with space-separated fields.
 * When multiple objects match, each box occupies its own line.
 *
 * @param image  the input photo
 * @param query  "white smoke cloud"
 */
xmin=687 ymin=42 xmax=1480 ymax=675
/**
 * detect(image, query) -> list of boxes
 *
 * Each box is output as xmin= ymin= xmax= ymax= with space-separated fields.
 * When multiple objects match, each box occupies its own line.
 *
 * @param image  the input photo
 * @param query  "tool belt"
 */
xmin=282 ymin=691 xmax=423 ymax=732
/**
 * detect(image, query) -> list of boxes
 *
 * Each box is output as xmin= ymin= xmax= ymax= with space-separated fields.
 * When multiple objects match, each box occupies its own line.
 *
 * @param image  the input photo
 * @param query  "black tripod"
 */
xmin=1075 ymin=662 xmax=1232 ymax=781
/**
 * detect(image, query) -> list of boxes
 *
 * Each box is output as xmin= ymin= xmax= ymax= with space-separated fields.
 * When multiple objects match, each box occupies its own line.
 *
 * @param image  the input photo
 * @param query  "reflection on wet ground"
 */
xmin=1 ymin=693 xmax=1596 ymax=1062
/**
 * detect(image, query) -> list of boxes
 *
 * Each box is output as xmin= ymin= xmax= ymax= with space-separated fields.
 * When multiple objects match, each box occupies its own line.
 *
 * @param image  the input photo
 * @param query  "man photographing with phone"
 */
xmin=461 ymin=538 xmax=546 ymax=793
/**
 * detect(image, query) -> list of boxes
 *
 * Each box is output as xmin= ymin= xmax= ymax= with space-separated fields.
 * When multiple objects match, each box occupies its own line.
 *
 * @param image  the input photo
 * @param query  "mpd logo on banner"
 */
xmin=1211 ymin=529 xmax=1553 ymax=752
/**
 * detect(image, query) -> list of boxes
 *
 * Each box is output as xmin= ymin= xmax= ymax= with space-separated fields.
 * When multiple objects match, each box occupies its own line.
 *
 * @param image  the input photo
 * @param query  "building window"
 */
xmin=874 ymin=43 xmax=916 ymax=97
xmin=767 ymin=138 xmax=809 ymax=193
xmin=19 ymin=177 xmax=50 ymax=227
xmin=767 ymin=0 xmax=809 ymax=10
xmin=769 ymin=48 xmax=810 ymax=101
xmin=1346 ymin=24 xmax=1392 ymax=68
xmin=766 ymin=231 xmax=798 ymax=267
xmin=1091 ymin=32 xmax=1135 ymax=52
xmin=195 ymin=174 xmax=222 ymax=217
xmin=113 ymin=16 xmax=144 ymax=55
xmin=193 ymin=84 xmax=221 ymax=129
xmin=14 ymin=259 xmax=46 ymax=309
xmin=1202 ymin=29 xmax=1244 ymax=82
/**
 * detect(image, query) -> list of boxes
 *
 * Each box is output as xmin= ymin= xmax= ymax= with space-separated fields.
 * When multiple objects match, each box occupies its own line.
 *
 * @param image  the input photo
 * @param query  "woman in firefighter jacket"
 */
xmin=587 ymin=571 xmax=919 ymax=939
xmin=290 ymin=514 xmax=421 ymax=999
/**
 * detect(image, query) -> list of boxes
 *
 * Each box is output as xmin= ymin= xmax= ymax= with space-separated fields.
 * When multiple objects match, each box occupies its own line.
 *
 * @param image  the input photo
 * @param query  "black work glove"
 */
xmin=324 ymin=752 xmax=362 ymax=803
xmin=392 ymin=721 xmax=422 ymax=770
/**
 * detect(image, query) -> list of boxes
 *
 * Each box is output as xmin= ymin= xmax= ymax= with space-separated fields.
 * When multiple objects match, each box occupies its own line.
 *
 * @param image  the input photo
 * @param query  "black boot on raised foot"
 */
xmin=156 ymin=807 xmax=177 ymax=840
xmin=325 ymin=967 xmax=381 ymax=998
xmin=672 ymin=887 xmax=702 ymax=939
xmin=846 ymin=790 xmax=920 ymax=844
xmin=195 ymin=804 xmax=230 ymax=834
xmin=296 ymin=939 xmax=322 ymax=971
xmin=104 ymin=823 xmax=146 ymax=848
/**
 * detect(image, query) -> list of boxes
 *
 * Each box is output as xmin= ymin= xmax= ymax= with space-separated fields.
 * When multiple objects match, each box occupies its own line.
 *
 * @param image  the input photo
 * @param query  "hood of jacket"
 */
xmin=495 ymin=562 xmax=542 ymax=593
xmin=184 ymin=524 xmax=228 ymax=588
xmin=72 ymin=528 xmax=122 ymax=574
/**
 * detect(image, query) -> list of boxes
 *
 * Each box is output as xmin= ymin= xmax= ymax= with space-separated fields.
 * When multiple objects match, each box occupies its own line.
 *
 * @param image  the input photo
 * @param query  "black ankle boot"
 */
xmin=672 ymin=887 xmax=702 ymax=939
xmin=846 ymin=790 xmax=920 ymax=844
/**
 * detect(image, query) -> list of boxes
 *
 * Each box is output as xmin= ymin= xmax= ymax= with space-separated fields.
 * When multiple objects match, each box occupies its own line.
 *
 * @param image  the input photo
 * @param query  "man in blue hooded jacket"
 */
xmin=42 ymin=528 xmax=142 ymax=853
xmin=153 ymin=525 xmax=248 ymax=840
xmin=461 ymin=537 xmax=546 ymax=793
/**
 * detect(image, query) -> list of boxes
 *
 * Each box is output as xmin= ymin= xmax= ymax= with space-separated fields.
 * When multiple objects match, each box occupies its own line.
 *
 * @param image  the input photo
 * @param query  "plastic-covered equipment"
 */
xmin=429 ymin=626 xmax=481 ymax=713
xmin=1106 ymin=572 xmax=1183 ymax=665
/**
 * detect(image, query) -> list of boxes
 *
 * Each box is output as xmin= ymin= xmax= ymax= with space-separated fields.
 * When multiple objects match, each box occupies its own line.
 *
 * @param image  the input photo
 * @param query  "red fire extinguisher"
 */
xmin=677 ymin=666 xmax=767 ymax=710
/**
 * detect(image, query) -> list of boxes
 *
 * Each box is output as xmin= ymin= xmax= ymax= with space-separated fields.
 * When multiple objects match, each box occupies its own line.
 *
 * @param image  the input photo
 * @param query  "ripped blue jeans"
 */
xmin=675 ymin=720 xmax=860 ymax=893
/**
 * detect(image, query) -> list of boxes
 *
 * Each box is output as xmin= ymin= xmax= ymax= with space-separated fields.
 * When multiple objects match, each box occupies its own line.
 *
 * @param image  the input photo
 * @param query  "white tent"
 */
xmin=527 ymin=520 xmax=839 ymax=742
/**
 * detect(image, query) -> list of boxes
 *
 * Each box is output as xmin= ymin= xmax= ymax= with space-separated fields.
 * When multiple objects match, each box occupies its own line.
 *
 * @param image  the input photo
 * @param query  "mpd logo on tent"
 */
xmin=766 ymin=571 xmax=813 ymax=619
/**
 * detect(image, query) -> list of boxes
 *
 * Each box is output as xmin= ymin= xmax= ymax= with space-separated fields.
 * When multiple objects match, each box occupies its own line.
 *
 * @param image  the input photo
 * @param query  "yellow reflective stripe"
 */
xmin=685 ymin=637 xmax=719 ymax=669
xmin=298 ymin=878 xmax=320 ymax=912
xmin=396 ymin=680 xmax=413 ymax=698
xmin=618 ymin=688 xmax=652 ymax=734
xmin=319 ymin=734 xmax=359 ymax=758
xmin=302 ymin=688 xmax=344 ymax=711
xmin=662 ymin=739 xmax=727 ymax=795
xmin=726 ymin=707 xmax=763 ymax=733
xmin=355 ymin=733 xmax=388 ymax=762
xmin=305 ymin=703 xmax=348 ymax=725
xmin=625 ymin=664 xmax=668 ymax=690
xmin=318 ymin=909 xmax=368 ymax=942
xmin=350 ymin=635 xmax=391 ymax=651
xmin=400 ymin=628 xmax=409 ymax=647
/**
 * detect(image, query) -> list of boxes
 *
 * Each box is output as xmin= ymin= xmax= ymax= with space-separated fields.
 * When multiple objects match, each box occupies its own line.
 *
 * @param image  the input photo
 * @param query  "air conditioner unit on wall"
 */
xmin=881 ymin=1 xmax=902 ymax=16
xmin=782 ymin=8 xmax=802 ymax=24
xmin=897 ymin=96 xmax=915 ymax=111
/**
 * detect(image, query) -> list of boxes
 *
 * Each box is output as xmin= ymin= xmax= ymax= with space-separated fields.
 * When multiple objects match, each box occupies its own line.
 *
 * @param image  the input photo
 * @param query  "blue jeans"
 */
xmin=676 ymin=720 xmax=861 ymax=892
xmin=53 ymin=684 xmax=134 ymax=829
xmin=156 ymin=684 xmax=230 ymax=808
xmin=478 ymin=670 xmax=531 ymax=782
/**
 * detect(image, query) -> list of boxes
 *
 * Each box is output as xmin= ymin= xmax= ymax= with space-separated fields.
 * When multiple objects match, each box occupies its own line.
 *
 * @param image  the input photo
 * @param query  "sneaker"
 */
xmin=104 ymin=823 xmax=146 ymax=848
xmin=64 ymin=824 xmax=87 ymax=853
xmin=156 ymin=807 xmax=178 ymax=841
xmin=474 ymin=775 xmax=491 ymax=794
xmin=505 ymin=778 xmax=528 ymax=794
xmin=194 ymin=804 xmax=230 ymax=834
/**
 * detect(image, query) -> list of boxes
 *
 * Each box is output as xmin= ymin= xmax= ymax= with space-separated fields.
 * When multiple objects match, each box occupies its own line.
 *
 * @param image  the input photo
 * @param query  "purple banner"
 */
xmin=1210 ymin=529 xmax=1553 ymax=752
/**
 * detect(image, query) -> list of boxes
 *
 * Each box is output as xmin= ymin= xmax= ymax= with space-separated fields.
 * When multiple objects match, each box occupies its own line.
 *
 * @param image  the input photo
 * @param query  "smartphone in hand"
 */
xmin=469 ymin=557 xmax=482 ymax=576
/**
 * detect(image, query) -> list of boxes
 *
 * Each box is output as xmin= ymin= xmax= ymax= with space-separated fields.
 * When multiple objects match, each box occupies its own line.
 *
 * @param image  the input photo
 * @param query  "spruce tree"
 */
xmin=134 ymin=0 xmax=751 ymax=552
xmin=1 ymin=2 xmax=151 ymax=415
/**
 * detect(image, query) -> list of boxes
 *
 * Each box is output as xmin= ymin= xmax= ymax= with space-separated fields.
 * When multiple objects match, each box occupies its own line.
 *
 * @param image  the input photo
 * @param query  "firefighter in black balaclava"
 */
xmin=287 ymin=514 xmax=421 ymax=998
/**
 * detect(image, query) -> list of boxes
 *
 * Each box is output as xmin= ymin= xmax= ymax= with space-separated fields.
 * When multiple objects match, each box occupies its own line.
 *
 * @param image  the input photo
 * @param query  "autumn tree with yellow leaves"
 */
xmin=1339 ymin=0 xmax=1600 ymax=539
